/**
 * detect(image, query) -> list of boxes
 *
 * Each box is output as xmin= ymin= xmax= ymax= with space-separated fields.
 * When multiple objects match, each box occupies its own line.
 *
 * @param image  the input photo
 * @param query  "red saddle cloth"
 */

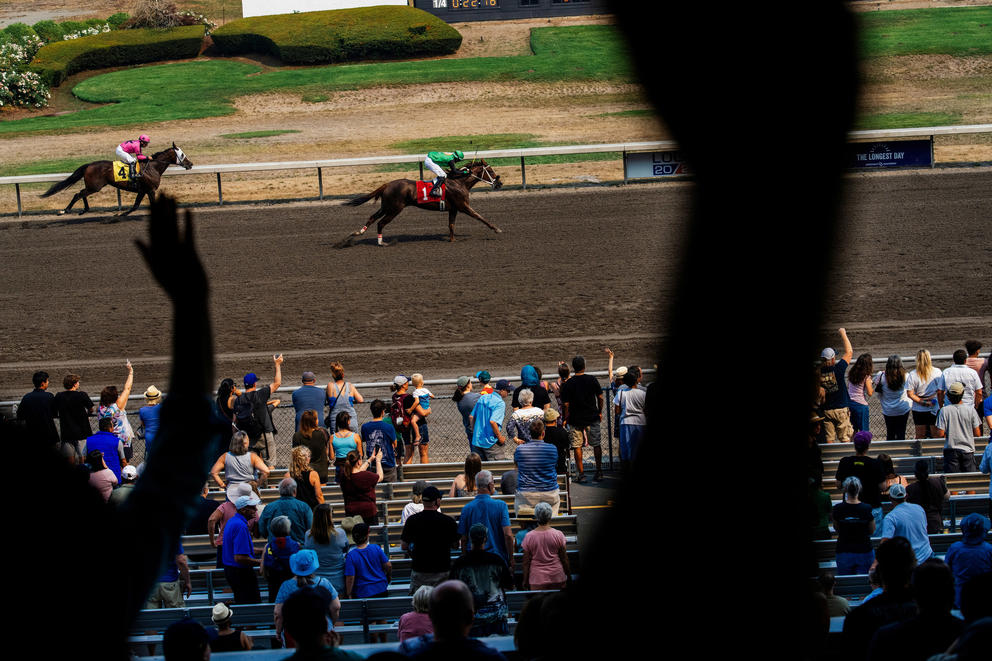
xmin=416 ymin=180 xmax=445 ymax=202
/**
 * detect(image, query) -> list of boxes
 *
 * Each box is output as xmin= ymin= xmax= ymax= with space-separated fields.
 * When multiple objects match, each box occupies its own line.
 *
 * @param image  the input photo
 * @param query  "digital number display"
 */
xmin=449 ymin=0 xmax=500 ymax=9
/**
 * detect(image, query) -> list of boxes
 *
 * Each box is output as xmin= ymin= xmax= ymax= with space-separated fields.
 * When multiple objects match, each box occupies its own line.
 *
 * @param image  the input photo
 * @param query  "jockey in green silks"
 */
xmin=424 ymin=150 xmax=464 ymax=197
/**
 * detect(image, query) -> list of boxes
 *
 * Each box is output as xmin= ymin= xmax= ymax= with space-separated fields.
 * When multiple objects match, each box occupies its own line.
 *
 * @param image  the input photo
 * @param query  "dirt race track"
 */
xmin=0 ymin=168 xmax=990 ymax=400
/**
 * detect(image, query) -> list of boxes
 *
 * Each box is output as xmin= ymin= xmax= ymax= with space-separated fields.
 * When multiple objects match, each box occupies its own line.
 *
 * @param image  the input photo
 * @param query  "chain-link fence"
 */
xmin=123 ymin=376 xmax=646 ymax=469
xmin=8 ymin=355 xmax=989 ymax=468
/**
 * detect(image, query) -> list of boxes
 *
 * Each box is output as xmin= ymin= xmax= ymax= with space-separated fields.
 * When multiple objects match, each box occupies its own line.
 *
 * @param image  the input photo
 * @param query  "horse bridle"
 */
xmin=464 ymin=164 xmax=497 ymax=188
xmin=174 ymin=147 xmax=186 ymax=165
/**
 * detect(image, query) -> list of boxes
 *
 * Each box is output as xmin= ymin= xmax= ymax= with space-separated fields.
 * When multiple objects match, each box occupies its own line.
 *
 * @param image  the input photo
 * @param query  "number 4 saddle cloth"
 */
xmin=112 ymin=160 xmax=141 ymax=183
xmin=416 ymin=180 xmax=445 ymax=202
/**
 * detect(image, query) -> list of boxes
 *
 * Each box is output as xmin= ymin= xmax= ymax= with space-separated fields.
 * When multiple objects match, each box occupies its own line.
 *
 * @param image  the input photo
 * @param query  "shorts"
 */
xmin=569 ymin=423 xmax=601 ymax=449
xmin=471 ymin=444 xmax=503 ymax=461
xmin=416 ymin=421 xmax=430 ymax=445
xmin=381 ymin=466 xmax=398 ymax=483
xmin=912 ymin=410 xmax=938 ymax=427
xmin=409 ymin=570 xmax=449 ymax=595
xmin=145 ymin=580 xmax=183 ymax=609
xmin=514 ymin=490 xmax=561 ymax=518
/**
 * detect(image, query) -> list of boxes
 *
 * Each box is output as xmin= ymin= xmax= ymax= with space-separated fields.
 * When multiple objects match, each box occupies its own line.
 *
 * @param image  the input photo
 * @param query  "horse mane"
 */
xmin=449 ymin=159 xmax=488 ymax=178
xmin=150 ymin=148 xmax=173 ymax=160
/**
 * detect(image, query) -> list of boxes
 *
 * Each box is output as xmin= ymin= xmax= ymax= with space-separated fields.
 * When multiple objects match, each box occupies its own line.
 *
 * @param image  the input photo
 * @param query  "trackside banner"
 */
xmin=625 ymin=151 xmax=692 ymax=179
xmin=847 ymin=139 xmax=933 ymax=169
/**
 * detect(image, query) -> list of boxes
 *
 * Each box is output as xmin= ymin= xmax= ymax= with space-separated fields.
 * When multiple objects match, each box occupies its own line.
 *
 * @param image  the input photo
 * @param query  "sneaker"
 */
xmin=593 ymin=471 xmax=604 ymax=482
xmin=576 ymin=473 xmax=587 ymax=484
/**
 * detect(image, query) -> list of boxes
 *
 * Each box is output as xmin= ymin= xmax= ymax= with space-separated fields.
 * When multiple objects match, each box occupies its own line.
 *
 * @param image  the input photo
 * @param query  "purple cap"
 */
xmin=852 ymin=430 xmax=872 ymax=448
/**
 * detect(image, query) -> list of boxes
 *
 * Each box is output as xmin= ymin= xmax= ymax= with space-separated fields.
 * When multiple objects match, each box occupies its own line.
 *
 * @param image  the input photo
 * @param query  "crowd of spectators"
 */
xmin=808 ymin=329 xmax=992 ymax=660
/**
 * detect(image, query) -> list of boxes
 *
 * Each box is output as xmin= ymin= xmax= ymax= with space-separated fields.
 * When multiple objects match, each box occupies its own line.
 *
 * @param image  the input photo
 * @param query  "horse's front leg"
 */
xmin=448 ymin=208 xmax=458 ymax=242
xmin=119 ymin=190 xmax=146 ymax=216
xmin=461 ymin=203 xmax=501 ymax=233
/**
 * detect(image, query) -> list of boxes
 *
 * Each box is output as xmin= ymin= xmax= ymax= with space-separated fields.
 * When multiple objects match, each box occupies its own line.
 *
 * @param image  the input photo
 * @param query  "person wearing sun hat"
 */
xmin=209 ymin=601 xmax=254 ymax=652
xmin=138 ymin=384 xmax=163 ymax=453
xmin=274 ymin=549 xmax=341 ymax=645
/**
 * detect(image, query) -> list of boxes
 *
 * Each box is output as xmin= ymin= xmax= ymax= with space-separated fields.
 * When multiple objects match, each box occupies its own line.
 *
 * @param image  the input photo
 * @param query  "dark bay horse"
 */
xmin=337 ymin=159 xmax=503 ymax=247
xmin=40 ymin=143 xmax=193 ymax=216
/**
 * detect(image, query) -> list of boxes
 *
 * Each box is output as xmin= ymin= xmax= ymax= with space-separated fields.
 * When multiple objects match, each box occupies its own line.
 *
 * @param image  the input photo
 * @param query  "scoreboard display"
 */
xmin=435 ymin=0 xmax=501 ymax=8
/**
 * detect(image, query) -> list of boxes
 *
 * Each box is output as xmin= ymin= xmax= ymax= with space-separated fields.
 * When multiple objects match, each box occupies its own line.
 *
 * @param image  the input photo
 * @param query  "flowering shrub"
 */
xmin=0 ymin=34 xmax=51 ymax=108
xmin=61 ymin=24 xmax=112 ymax=41
xmin=0 ymin=68 xmax=51 ymax=108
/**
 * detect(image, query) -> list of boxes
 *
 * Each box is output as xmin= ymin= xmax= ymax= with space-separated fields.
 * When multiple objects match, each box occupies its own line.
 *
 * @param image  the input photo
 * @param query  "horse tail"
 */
xmin=344 ymin=183 xmax=387 ymax=206
xmin=39 ymin=164 xmax=88 ymax=198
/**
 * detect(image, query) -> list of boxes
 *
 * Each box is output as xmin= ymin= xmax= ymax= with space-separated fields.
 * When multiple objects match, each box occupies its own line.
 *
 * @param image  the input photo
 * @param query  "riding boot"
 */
xmin=129 ymin=162 xmax=136 ymax=181
xmin=430 ymin=176 xmax=445 ymax=198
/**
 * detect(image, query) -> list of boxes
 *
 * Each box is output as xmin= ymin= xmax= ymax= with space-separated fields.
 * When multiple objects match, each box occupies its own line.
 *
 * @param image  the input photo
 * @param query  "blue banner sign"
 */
xmin=625 ymin=151 xmax=692 ymax=179
xmin=847 ymin=139 xmax=932 ymax=169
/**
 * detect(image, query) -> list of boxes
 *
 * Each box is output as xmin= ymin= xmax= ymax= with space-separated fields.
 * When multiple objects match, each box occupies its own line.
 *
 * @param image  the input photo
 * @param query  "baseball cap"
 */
xmin=888 ymin=483 xmax=907 ymax=499
xmin=456 ymin=375 xmax=471 ymax=388
xmin=948 ymin=381 xmax=965 ymax=396
xmin=422 ymin=485 xmax=443 ymax=501
xmin=234 ymin=493 xmax=261 ymax=509
xmin=852 ymin=430 xmax=872 ymax=448
xmin=475 ymin=370 xmax=491 ymax=383
xmin=543 ymin=408 xmax=560 ymax=422
xmin=244 ymin=372 xmax=259 ymax=386
xmin=393 ymin=375 xmax=409 ymax=387
xmin=495 ymin=378 xmax=512 ymax=392
xmin=121 ymin=465 xmax=138 ymax=480
xmin=821 ymin=348 xmax=836 ymax=360
xmin=302 ymin=371 xmax=316 ymax=383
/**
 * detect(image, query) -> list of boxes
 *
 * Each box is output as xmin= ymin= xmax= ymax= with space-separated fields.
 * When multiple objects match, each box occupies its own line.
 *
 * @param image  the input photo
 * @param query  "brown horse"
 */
xmin=40 ymin=143 xmax=193 ymax=216
xmin=337 ymin=159 xmax=503 ymax=247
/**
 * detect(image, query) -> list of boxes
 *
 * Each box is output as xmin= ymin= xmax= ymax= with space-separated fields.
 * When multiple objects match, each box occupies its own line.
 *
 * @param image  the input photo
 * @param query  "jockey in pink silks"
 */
xmin=116 ymin=134 xmax=150 ymax=179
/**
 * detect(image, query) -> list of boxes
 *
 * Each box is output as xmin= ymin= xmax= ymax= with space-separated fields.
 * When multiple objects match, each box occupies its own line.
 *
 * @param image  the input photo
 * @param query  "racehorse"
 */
xmin=337 ymin=159 xmax=503 ymax=247
xmin=40 ymin=143 xmax=193 ymax=216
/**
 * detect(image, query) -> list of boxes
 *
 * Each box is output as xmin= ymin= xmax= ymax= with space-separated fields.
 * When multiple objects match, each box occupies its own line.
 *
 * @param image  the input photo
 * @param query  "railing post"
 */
xmin=216 ymin=173 xmax=223 ymax=205
xmin=622 ymin=150 xmax=628 ymax=185
xmin=362 ymin=601 xmax=370 ymax=643
xmin=520 ymin=156 xmax=526 ymax=190
xmin=930 ymin=135 xmax=935 ymax=169
xmin=15 ymin=183 xmax=22 ymax=217
xmin=206 ymin=571 xmax=214 ymax=603
xmin=419 ymin=162 xmax=424 ymax=181
xmin=318 ymin=167 xmax=323 ymax=200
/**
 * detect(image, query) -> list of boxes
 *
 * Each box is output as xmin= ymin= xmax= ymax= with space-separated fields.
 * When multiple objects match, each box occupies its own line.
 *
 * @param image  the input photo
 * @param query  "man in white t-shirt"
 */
xmin=939 ymin=350 xmax=984 ymax=410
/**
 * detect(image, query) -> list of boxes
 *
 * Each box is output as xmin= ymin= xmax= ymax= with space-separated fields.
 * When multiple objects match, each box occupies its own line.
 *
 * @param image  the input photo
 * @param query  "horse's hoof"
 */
xmin=494 ymin=228 xmax=503 ymax=234
xmin=57 ymin=210 xmax=66 ymax=216
xmin=377 ymin=240 xmax=392 ymax=247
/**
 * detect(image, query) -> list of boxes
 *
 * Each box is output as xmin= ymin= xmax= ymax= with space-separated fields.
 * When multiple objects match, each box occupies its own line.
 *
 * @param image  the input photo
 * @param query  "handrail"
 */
xmin=3 ymin=125 xmax=990 ymax=186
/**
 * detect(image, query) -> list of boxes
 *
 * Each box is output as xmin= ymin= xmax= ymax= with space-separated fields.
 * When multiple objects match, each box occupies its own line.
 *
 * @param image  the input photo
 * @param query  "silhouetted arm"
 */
xmin=118 ymin=194 xmax=218 ymax=626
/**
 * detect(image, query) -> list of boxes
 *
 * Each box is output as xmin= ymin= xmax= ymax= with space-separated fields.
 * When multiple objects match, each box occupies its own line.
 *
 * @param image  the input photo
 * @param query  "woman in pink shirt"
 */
xmin=522 ymin=502 xmax=570 ymax=590
xmin=87 ymin=450 xmax=118 ymax=502
xmin=846 ymin=353 xmax=874 ymax=434
xmin=398 ymin=585 xmax=434 ymax=641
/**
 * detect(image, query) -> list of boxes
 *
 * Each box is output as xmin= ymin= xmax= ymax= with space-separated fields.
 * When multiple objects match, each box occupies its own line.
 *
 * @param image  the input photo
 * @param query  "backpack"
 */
xmin=235 ymin=390 xmax=264 ymax=436
xmin=391 ymin=393 xmax=411 ymax=429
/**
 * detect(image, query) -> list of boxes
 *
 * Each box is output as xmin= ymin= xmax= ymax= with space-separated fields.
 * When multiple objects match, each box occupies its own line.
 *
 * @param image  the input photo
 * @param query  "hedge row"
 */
xmin=29 ymin=25 xmax=205 ymax=87
xmin=210 ymin=6 xmax=461 ymax=65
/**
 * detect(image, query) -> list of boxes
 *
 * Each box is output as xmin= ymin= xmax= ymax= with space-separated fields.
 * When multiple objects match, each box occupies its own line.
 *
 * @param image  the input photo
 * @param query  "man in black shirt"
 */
xmin=53 ymin=373 xmax=94 ymax=460
xmin=17 ymin=370 xmax=59 ymax=446
xmin=559 ymin=355 xmax=604 ymax=482
xmin=231 ymin=354 xmax=282 ymax=459
xmin=542 ymin=408 xmax=570 ymax=474
xmin=835 ymin=430 xmax=885 ymax=530
xmin=401 ymin=486 xmax=460 ymax=595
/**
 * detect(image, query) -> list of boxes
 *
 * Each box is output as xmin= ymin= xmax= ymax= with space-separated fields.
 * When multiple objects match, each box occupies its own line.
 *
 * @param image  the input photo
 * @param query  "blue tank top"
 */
xmin=331 ymin=432 xmax=358 ymax=459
